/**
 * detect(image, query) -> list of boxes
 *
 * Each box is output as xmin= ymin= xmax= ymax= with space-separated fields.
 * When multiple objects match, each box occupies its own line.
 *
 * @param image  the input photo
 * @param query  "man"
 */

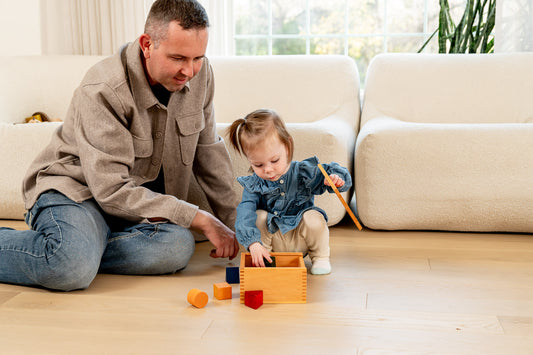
xmin=0 ymin=0 xmax=239 ymax=291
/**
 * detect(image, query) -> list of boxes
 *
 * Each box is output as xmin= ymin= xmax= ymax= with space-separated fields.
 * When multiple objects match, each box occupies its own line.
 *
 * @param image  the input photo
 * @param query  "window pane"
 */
xmin=427 ymin=0 xmax=441 ymax=34
xmin=387 ymin=35 xmax=427 ymax=53
xmin=272 ymin=1 xmax=306 ymax=35
xmin=310 ymin=37 xmax=344 ymax=55
xmin=234 ymin=0 xmax=269 ymax=35
xmin=387 ymin=0 xmax=425 ymax=33
xmin=235 ymin=38 xmax=269 ymax=55
xmin=348 ymin=0 xmax=384 ymax=34
xmin=272 ymin=38 xmax=306 ymax=55
xmin=348 ymin=37 xmax=383 ymax=85
xmin=417 ymin=34 xmax=440 ymax=53
xmin=309 ymin=0 xmax=346 ymax=35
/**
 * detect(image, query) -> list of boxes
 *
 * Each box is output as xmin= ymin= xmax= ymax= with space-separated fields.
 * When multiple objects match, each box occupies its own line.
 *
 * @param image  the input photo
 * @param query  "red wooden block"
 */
xmin=244 ymin=290 xmax=263 ymax=310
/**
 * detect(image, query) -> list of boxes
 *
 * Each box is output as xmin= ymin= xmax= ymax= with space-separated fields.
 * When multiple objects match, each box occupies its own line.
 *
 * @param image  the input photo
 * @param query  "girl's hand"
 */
xmin=324 ymin=174 xmax=345 ymax=188
xmin=249 ymin=242 xmax=272 ymax=267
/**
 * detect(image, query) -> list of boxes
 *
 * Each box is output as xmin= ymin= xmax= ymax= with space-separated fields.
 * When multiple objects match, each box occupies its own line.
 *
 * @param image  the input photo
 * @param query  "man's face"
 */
xmin=141 ymin=21 xmax=208 ymax=92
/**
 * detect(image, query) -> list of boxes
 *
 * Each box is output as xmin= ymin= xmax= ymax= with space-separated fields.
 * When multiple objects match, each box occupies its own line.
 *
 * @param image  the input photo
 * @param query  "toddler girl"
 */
xmin=227 ymin=109 xmax=352 ymax=275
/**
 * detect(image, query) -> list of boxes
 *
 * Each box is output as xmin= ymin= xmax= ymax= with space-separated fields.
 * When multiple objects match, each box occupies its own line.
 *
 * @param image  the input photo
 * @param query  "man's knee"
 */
xmin=111 ymin=224 xmax=196 ymax=275
xmin=151 ymin=226 xmax=195 ymax=273
xmin=36 ymin=244 xmax=101 ymax=291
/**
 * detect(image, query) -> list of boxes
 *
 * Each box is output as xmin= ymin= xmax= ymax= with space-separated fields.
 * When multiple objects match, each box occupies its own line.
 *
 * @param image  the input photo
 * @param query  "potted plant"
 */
xmin=419 ymin=0 xmax=496 ymax=53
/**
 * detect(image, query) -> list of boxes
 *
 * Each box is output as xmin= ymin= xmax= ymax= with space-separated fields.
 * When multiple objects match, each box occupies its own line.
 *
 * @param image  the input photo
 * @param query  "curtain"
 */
xmin=200 ymin=0 xmax=234 ymax=56
xmin=41 ymin=0 xmax=146 ymax=55
xmin=495 ymin=0 xmax=533 ymax=52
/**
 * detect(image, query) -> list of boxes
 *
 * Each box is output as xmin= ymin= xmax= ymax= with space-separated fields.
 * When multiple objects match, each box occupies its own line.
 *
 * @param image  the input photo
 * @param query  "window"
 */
xmin=231 ymin=0 xmax=465 ymax=82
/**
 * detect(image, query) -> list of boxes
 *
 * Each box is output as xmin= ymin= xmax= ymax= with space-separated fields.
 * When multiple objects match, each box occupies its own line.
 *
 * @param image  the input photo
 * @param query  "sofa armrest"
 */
xmin=355 ymin=117 xmax=533 ymax=232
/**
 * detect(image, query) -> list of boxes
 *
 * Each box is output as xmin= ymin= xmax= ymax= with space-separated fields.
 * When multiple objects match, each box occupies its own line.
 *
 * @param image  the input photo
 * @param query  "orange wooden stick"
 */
xmin=317 ymin=163 xmax=363 ymax=231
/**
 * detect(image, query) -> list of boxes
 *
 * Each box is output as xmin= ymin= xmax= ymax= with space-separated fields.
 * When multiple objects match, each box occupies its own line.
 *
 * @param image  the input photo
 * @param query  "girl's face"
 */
xmin=245 ymin=134 xmax=291 ymax=182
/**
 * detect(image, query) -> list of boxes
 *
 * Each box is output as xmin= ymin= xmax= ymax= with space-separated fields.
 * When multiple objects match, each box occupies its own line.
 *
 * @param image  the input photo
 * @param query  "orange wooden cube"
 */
xmin=239 ymin=252 xmax=307 ymax=304
xmin=213 ymin=282 xmax=232 ymax=300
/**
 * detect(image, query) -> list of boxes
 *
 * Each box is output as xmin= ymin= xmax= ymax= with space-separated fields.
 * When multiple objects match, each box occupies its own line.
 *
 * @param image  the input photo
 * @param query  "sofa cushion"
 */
xmin=0 ymin=122 xmax=60 ymax=219
xmin=361 ymin=53 xmax=533 ymax=127
xmin=209 ymin=55 xmax=361 ymax=225
xmin=355 ymin=117 xmax=533 ymax=233
xmin=0 ymin=56 xmax=104 ymax=124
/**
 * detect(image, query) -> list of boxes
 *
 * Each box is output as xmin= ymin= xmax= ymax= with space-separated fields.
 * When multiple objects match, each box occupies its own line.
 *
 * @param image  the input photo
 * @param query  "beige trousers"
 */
xmin=255 ymin=209 xmax=330 ymax=261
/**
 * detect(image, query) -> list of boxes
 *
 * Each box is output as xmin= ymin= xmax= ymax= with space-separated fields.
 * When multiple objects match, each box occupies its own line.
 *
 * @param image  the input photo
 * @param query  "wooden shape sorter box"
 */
xmin=239 ymin=252 xmax=307 ymax=304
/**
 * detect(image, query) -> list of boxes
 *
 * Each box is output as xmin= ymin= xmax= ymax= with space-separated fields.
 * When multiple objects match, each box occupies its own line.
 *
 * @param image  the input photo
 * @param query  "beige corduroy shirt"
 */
xmin=23 ymin=40 xmax=238 ymax=229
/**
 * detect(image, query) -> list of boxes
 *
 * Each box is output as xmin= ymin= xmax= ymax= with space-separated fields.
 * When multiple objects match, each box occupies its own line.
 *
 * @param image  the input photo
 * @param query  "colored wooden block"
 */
xmin=213 ymin=282 xmax=232 ymax=300
xmin=240 ymin=252 xmax=307 ymax=304
xmin=244 ymin=290 xmax=263 ymax=310
xmin=226 ymin=266 xmax=240 ymax=284
xmin=187 ymin=288 xmax=208 ymax=308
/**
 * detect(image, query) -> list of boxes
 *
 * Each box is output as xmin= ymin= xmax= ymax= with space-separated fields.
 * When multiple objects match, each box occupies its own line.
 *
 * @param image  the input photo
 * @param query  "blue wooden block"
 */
xmin=226 ymin=266 xmax=240 ymax=284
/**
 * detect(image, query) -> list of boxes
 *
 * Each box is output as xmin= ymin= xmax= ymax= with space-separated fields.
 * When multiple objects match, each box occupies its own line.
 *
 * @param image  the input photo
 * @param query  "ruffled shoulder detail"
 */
xmin=296 ymin=156 xmax=321 ymax=188
xmin=237 ymin=174 xmax=279 ymax=194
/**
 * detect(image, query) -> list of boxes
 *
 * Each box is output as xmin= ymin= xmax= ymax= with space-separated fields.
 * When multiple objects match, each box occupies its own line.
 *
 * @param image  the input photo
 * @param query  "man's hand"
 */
xmin=324 ymin=174 xmax=345 ymax=188
xmin=191 ymin=210 xmax=239 ymax=260
xmin=248 ymin=242 xmax=272 ymax=267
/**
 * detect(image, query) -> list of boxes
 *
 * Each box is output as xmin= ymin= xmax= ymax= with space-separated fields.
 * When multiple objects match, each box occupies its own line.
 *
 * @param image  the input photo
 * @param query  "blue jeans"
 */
xmin=0 ymin=191 xmax=195 ymax=291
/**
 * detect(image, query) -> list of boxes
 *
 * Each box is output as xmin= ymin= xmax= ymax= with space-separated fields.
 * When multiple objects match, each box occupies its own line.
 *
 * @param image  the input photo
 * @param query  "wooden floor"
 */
xmin=0 ymin=219 xmax=532 ymax=354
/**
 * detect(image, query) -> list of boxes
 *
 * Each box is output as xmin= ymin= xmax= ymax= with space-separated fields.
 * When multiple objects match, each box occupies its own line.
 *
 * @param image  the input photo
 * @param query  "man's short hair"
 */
xmin=145 ymin=0 xmax=210 ymax=46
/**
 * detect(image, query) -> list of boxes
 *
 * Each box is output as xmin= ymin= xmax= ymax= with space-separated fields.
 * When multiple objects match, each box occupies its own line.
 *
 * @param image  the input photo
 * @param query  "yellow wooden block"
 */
xmin=213 ymin=282 xmax=232 ymax=300
xmin=239 ymin=252 xmax=307 ymax=304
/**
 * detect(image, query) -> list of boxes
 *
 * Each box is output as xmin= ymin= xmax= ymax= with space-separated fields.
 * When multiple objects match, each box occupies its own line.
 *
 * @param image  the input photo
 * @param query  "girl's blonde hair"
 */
xmin=227 ymin=109 xmax=294 ymax=161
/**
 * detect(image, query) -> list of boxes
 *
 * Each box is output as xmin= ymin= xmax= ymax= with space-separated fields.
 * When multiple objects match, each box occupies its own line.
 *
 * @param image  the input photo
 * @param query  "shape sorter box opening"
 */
xmin=239 ymin=252 xmax=307 ymax=304
xmin=241 ymin=253 xmax=304 ymax=268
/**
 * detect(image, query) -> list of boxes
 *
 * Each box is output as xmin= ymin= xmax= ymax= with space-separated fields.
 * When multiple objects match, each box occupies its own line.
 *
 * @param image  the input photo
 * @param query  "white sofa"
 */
xmin=355 ymin=53 xmax=533 ymax=233
xmin=0 ymin=54 xmax=361 ymax=228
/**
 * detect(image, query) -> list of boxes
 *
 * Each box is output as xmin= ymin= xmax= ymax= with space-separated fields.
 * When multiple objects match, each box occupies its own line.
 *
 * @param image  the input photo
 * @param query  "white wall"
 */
xmin=0 ymin=0 xmax=42 ymax=55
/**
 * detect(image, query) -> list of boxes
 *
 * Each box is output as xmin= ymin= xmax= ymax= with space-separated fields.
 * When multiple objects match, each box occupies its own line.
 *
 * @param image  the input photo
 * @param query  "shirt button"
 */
xmin=155 ymin=131 xmax=163 ymax=139
xmin=274 ymin=212 xmax=278 ymax=215
xmin=280 ymin=180 xmax=284 ymax=184
xmin=151 ymin=160 xmax=160 ymax=166
xmin=281 ymin=192 xmax=285 ymax=196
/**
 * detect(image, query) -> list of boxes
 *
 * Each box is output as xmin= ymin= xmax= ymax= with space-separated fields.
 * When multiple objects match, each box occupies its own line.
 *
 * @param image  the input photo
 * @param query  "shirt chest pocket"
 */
xmin=176 ymin=111 xmax=205 ymax=165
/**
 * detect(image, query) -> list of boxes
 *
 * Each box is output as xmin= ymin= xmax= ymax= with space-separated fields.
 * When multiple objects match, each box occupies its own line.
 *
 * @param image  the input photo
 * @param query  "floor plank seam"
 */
xmin=200 ymin=319 xmax=214 ymax=339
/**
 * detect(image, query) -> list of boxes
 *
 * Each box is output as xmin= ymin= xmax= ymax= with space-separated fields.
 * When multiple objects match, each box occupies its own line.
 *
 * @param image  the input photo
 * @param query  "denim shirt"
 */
xmin=235 ymin=156 xmax=352 ymax=249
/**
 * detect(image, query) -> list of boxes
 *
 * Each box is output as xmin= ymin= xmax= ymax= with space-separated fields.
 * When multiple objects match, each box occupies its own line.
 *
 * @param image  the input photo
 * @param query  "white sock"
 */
xmin=311 ymin=258 xmax=331 ymax=275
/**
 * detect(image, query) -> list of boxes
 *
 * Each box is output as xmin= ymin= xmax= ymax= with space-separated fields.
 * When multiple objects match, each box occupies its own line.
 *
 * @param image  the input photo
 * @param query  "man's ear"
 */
xmin=139 ymin=34 xmax=152 ymax=58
